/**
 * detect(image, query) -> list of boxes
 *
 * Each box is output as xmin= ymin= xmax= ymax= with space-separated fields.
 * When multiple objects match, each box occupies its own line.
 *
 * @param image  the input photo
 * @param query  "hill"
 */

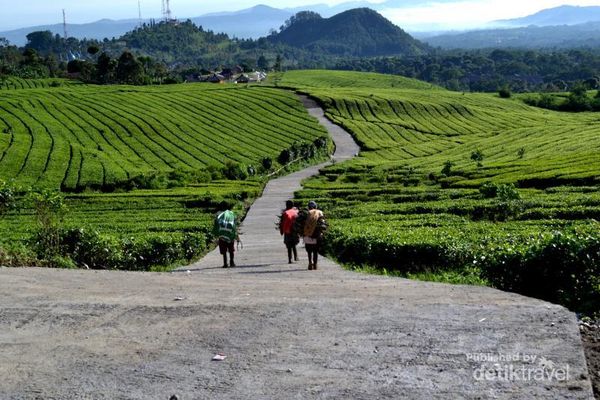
xmin=192 ymin=5 xmax=292 ymax=38
xmin=0 ymin=19 xmax=140 ymax=47
xmin=423 ymin=22 xmax=600 ymax=49
xmin=118 ymin=20 xmax=237 ymax=65
xmin=0 ymin=5 xmax=292 ymax=47
xmin=268 ymin=8 xmax=429 ymax=57
xmin=277 ymin=69 xmax=439 ymax=90
xmin=495 ymin=5 xmax=600 ymax=27
xmin=413 ymin=5 xmax=600 ymax=50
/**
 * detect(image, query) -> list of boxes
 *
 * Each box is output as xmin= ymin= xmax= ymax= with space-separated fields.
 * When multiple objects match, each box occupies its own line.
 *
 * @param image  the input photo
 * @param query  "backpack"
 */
xmin=311 ymin=214 xmax=327 ymax=240
xmin=301 ymin=209 xmax=327 ymax=240
xmin=214 ymin=210 xmax=237 ymax=242
xmin=281 ymin=208 xmax=298 ymax=235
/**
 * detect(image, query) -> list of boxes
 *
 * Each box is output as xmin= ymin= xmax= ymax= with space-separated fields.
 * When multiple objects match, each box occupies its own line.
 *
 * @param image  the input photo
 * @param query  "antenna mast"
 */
xmin=138 ymin=0 xmax=143 ymax=26
xmin=165 ymin=0 xmax=173 ymax=21
xmin=62 ymin=9 xmax=68 ymax=39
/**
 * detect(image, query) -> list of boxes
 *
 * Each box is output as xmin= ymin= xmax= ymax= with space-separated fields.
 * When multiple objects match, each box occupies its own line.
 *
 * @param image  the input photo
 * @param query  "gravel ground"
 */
xmin=0 ymin=94 xmax=593 ymax=399
xmin=580 ymin=320 xmax=600 ymax=398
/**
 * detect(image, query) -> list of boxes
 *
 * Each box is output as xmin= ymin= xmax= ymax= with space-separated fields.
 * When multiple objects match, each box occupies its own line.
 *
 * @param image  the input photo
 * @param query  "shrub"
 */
xmin=49 ymin=228 xmax=209 ymax=271
xmin=441 ymin=160 xmax=454 ymax=176
xmin=0 ymin=181 xmax=17 ymax=216
xmin=278 ymin=149 xmax=292 ymax=165
xmin=261 ymin=157 xmax=273 ymax=171
xmin=56 ymin=228 xmax=122 ymax=269
xmin=313 ymin=136 xmax=328 ymax=149
xmin=479 ymin=182 xmax=498 ymax=198
xmin=470 ymin=149 xmax=484 ymax=167
xmin=28 ymin=189 xmax=67 ymax=257
xmin=0 ymin=242 xmax=39 ymax=267
xmin=222 ymin=161 xmax=248 ymax=180
xmin=479 ymin=228 xmax=600 ymax=315
xmin=498 ymin=86 xmax=511 ymax=98
xmin=497 ymin=183 xmax=520 ymax=202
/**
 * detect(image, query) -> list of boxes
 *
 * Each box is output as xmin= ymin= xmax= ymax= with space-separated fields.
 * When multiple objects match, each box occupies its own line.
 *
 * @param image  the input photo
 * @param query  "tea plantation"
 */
xmin=280 ymin=70 xmax=600 ymax=314
xmin=0 ymin=83 xmax=326 ymax=191
xmin=0 ymin=81 xmax=328 ymax=270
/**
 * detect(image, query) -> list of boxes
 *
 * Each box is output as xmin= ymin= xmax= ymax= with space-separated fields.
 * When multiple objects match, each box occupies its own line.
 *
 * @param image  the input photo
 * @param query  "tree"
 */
xmin=25 ymin=31 xmax=56 ymax=55
xmin=21 ymin=48 xmax=40 ymax=66
xmin=96 ymin=52 xmax=116 ymax=84
xmin=87 ymin=45 xmax=100 ymax=56
xmin=274 ymin=54 xmax=282 ymax=72
xmin=282 ymin=11 xmax=322 ymax=31
xmin=563 ymin=83 xmax=592 ymax=112
xmin=116 ymin=51 xmax=145 ymax=85
xmin=67 ymin=59 xmax=95 ymax=80
xmin=257 ymin=55 xmax=269 ymax=70
xmin=498 ymin=85 xmax=511 ymax=98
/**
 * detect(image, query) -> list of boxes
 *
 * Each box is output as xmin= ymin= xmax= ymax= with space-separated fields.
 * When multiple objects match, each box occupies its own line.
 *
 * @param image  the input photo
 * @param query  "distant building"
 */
xmin=235 ymin=74 xmax=250 ymax=84
xmin=185 ymin=73 xmax=201 ymax=82
xmin=208 ymin=73 xmax=225 ymax=83
xmin=221 ymin=68 xmax=234 ymax=80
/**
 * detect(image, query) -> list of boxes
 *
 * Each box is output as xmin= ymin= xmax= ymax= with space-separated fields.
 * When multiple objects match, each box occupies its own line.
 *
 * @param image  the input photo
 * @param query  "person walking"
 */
xmin=213 ymin=208 xmax=239 ymax=268
xmin=303 ymin=201 xmax=326 ymax=270
xmin=280 ymin=200 xmax=299 ymax=264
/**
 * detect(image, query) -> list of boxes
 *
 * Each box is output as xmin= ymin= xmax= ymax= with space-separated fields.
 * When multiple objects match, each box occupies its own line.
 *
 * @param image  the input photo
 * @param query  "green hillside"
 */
xmin=0 ymin=77 xmax=80 ymax=90
xmin=277 ymin=70 xmax=439 ymax=90
xmin=0 ymin=81 xmax=330 ymax=270
xmin=0 ymin=83 xmax=327 ymax=191
xmin=284 ymin=70 xmax=600 ymax=313
xmin=269 ymin=8 xmax=429 ymax=57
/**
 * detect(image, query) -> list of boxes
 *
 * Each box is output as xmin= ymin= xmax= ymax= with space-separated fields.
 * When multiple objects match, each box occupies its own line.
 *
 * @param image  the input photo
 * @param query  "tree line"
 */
xmin=2 ymin=20 xmax=600 ymax=93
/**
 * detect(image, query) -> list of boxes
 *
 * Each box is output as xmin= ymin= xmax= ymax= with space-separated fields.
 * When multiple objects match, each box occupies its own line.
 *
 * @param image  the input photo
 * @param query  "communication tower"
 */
xmin=62 ymin=9 xmax=68 ymax=39
xmin=163 ymin=0 xmax=174 ymax=22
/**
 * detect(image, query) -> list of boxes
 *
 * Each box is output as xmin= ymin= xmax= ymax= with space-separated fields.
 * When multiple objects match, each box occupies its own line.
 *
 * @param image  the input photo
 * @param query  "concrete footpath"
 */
xmin=0 ymin=95 xmax=593 ymax=399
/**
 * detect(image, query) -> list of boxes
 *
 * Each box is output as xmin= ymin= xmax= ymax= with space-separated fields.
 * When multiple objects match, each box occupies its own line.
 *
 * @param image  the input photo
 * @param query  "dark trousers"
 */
xmin=305 ymin=243 xmax=318 ymax=266
xmin=218 ymin=239 xmax=235 ymax=267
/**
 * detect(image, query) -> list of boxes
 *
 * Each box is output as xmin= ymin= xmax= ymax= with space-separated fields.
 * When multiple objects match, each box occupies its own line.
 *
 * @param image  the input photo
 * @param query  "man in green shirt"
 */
xmin=214 ymin=209 xmax=239 ymax=268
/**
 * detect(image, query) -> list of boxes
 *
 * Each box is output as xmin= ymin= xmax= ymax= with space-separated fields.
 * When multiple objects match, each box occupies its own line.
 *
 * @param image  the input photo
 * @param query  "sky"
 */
xmin=0 ymin=0 xmax=599 ymax=31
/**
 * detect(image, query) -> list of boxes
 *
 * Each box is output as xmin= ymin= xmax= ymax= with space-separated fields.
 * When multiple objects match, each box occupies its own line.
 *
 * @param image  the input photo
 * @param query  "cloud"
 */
xmin=381 ymin=0 xmax=600 ymax=30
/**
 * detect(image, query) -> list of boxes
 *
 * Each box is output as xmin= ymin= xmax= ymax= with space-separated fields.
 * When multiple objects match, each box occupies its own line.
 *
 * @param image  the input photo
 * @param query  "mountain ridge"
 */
xmin=495 ymin=5 xmax=600 ymax=27
xmin=3 ymin=3 xmax=600 ymax=48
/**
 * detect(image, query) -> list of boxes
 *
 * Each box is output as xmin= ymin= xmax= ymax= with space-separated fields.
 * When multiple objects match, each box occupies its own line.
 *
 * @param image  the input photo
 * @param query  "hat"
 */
xmin=308 ymin=201 xmax=317 ymax=210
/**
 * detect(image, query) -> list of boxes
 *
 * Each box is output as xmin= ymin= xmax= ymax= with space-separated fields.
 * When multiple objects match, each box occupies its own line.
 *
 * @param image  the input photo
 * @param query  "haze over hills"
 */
xmin=2 ymin=3 xmax=600 ymax=48
xmin=419 ymin=5 xmax=600 ymax=49
xmin=0 ymin=19 xmax=141 ymax=47
xmin=494 ymin=5 xmax=600 ymax=27
xmin=421 ymin=21 xmax=600 ymax=49
xmin=0 ymin=4 xmax=292 ymax=46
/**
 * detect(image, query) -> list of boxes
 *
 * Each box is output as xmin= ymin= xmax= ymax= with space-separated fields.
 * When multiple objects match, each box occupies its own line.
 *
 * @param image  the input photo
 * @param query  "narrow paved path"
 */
xmin=180 ymin=95 xmax=359 ymax=272
xmin=0 ymin=95 xmax=593 ymax=399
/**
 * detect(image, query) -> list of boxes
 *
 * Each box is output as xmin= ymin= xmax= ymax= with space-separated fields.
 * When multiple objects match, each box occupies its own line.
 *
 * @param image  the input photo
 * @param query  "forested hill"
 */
xmin=268 ymin=8 xmax=429 ymax=57
xmin=119 ymin=21 xmax=234 ymax=64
